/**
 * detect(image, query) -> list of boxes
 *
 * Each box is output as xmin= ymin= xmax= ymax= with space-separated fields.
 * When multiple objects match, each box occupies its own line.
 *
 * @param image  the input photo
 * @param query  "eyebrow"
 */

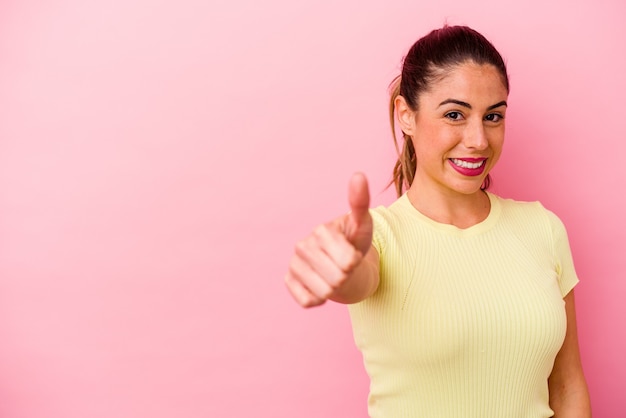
xmin=438 ymin=99 xmax=508 ymax=111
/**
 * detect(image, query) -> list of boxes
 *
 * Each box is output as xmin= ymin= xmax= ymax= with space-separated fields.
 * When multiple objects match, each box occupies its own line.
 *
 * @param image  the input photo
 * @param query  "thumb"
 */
xmin=348 ymin=172 xmax=370 ymax=225
xmin=344 ymin=172 xmax=372 ymax=254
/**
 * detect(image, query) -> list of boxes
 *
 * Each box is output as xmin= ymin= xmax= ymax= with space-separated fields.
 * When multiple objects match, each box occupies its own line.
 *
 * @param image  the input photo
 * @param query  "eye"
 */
xmin=445 ymin=111 xmax=464 ymax=121
xmin=485 ymin=113 xmax=504 ymax=122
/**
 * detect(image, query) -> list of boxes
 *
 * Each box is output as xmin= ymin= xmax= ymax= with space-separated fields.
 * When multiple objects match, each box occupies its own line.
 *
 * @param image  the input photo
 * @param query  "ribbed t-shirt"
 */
xmin=348 ymin=192 xmax=579 ymax=418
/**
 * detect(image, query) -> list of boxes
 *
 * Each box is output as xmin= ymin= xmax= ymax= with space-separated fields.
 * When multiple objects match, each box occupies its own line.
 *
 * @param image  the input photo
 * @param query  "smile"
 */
xmin=450 ymin=158 xmax=486 ymax=169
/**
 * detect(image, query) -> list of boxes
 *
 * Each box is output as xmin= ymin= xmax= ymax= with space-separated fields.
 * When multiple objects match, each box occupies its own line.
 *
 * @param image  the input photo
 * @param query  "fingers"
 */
xmin=285 ymin=173 xmax=372 ymax=308
xmin=284 ymin=272 xmax=326 ymax=308
xmin=303 ymin=224 xmax=364 ymax=276
xmin=285 ymin=223 xmax=363 ymax=308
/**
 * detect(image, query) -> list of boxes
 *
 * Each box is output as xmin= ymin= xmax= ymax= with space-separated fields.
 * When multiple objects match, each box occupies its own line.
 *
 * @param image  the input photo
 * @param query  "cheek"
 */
xmin=489 ymin=128 xmax=505 ymax=151
xmin=488 ymin=131 xmax=505 ymax=166
xmin=417 ymin=125 xmax=458 ymax=150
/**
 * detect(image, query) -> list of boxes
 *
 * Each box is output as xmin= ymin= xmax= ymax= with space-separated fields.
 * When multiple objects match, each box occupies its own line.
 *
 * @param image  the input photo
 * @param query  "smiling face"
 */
xmin=396 ymin=61 xmax=509 ymax=197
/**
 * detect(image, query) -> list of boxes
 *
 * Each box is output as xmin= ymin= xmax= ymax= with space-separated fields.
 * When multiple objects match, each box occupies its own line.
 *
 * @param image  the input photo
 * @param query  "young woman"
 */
xmin=285 ymin=25 xmax=591 ymax=417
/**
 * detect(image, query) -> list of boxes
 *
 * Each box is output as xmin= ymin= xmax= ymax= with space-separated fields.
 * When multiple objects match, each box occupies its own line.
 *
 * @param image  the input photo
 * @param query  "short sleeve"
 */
xmin=546 ymin=210 xmax=580 ymax=297
xmin=369 ymin=207 xmax=388 ymax=258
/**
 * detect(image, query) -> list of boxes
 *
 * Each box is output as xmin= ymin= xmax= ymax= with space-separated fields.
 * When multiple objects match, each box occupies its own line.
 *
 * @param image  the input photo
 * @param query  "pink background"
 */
xmin=1 ymin=0 xmax=624 ymax=417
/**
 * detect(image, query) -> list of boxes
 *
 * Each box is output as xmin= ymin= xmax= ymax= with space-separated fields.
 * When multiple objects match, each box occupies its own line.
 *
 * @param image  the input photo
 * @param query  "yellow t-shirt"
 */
xmin=348 ymin=192 xmax=579 ymax=418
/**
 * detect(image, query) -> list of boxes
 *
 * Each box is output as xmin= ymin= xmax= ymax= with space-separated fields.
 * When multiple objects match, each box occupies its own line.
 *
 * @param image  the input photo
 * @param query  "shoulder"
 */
xmin=492 ymin=193 xmax=555 ymax=224
xmin=370 ymin=194 xmax=416 ymax=230
xmin=490 ymin=192 xmax=569 ymax=243
xmin=370 ymin=194 xmax=412 ymax=226
xmin=368 ymin=194 xmax=414 ymax=255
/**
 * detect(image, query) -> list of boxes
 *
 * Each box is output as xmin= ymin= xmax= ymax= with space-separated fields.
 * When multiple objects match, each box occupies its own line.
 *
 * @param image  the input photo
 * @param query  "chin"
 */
xmin=449 ymin=179 xmax=487 ymax=195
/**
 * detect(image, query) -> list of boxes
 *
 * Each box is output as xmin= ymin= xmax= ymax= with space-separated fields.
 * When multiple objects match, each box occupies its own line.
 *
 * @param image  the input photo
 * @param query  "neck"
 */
xmin=406 ymin=183 xmax=491 ymax=229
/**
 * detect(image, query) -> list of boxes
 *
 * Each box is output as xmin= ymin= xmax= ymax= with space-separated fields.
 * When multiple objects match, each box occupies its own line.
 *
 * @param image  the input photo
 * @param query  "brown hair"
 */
xmin=389 ymin=25 xmax=510 ymax=196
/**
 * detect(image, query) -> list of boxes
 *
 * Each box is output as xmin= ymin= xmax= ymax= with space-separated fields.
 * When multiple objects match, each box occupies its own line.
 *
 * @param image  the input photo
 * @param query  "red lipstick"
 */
xmin=448 ymin=158 xmax=487 ymax=177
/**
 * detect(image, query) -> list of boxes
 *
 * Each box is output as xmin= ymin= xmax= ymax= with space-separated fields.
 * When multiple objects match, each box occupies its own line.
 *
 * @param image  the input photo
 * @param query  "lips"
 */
xmin=448 ymin=158 xmax=487 ymax=176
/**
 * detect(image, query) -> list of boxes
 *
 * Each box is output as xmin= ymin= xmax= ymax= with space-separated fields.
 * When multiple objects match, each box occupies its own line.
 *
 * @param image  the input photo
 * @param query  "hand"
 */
xmin=285 ymin=173 xmax=373 ymax=308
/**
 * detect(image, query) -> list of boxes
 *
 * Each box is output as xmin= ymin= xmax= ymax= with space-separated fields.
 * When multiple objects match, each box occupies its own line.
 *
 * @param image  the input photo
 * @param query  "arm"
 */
xmin=329 ymin=245 xmax=379 ymax=304
xmin=548 ymin=290 xmax=592 ymax=417
xmin=286 ymin=241 xmax=379 ymax=308
xmin=285 ymin=173 xmax=378 ymax=308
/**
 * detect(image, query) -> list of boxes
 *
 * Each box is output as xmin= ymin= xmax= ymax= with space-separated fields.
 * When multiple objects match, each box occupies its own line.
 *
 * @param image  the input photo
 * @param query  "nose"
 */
xmin=464 ymin=119 xmax=488 ymax=150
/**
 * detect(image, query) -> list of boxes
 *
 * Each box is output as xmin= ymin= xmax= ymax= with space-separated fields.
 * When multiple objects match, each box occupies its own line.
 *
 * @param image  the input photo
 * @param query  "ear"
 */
xmin=395 ymin=95 xmax=417 ymax=136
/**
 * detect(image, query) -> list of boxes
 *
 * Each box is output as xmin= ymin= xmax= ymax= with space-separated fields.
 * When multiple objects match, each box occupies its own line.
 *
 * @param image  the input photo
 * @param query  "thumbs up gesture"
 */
xmin=285 ymin=173 xmax=377 ymax=308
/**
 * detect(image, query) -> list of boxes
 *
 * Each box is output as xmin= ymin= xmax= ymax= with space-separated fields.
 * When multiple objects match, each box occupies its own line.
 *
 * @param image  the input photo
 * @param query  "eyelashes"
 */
xmin=485 ymin=113 xmax=504 ymax=122
xmin=444 ymin=111 xmax=505 ymax=122
xmin=445 ymin=111 xmax=463 ymax=120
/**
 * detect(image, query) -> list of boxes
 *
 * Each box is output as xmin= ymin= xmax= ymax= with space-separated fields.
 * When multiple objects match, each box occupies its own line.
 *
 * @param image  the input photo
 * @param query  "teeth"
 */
xmin=451 ymin=158 xmax=485 ymax=169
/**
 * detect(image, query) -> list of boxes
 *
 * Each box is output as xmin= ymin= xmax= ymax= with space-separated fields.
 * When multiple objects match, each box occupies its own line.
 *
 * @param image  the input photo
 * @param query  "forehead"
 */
xmin=421 ymin=62 xmax=508 ymax=106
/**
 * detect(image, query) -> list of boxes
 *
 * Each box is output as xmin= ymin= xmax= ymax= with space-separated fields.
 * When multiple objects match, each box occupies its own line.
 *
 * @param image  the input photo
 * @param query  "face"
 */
xmin=397 ymin=62 xmax=508 ymax=197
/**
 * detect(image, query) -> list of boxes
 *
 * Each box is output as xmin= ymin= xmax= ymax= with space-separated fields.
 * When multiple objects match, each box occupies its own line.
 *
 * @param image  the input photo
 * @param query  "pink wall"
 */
xmin=1 ymin=0 xmax=624 ymax=416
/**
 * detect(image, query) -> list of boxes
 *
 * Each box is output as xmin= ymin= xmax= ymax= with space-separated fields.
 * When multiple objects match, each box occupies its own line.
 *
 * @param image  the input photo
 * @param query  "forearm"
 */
xmin=550 ymin=383 xmax=591 ymax=418
xmin=549 ymin=290 xmax=591 ymax=417
xmin=329 ymin=256 xmax=379 ymax=305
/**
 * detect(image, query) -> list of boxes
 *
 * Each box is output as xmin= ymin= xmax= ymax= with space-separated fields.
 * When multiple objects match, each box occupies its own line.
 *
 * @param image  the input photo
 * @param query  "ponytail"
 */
xmin=388 ymin=76 xmax=416 ymax=197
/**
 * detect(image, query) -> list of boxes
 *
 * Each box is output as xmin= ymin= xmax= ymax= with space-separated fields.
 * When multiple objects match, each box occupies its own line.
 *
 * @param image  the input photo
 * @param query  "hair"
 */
xmin=389 ymin=25 xmax=510 ymax=197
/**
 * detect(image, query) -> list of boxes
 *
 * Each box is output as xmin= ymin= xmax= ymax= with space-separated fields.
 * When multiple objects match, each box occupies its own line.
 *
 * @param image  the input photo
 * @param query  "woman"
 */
xmin=285 ymin=25 xmax=591 ymax=417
